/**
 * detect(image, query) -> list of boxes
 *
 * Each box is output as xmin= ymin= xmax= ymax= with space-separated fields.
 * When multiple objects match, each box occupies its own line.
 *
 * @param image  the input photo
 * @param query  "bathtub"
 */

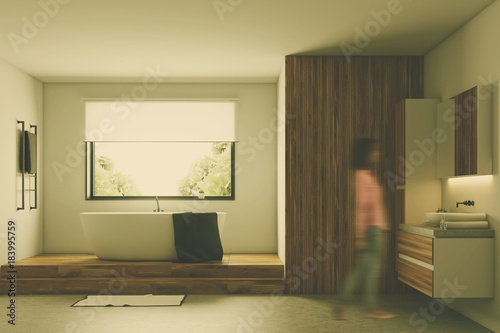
xmin=79 ymin=212 xmax=226 ymax=261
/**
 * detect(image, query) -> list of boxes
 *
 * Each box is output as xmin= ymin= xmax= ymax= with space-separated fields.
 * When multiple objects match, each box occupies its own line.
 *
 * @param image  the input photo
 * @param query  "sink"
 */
xmin=425 ymin=212 xmax=487 ymax=224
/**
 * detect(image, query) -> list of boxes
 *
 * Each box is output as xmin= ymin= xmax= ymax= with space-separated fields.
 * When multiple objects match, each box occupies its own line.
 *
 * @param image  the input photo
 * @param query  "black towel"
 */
xmin=24 ymin=131 xmax=37 ymax=174
xmin=173 ymin=212 xmax=223 ymax=263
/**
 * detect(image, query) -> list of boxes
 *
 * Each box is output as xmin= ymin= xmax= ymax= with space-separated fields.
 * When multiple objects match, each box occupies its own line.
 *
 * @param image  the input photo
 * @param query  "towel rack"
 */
xmin=17 ymin=120 xmax=25 ymax=210
xmin=29 ymin=124 xmax=38 ymax=210
xmin=17 ymin=121 xmax=38 ymax=210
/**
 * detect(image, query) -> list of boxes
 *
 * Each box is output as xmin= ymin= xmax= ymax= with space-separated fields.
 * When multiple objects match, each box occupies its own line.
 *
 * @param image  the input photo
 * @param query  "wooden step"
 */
xmin=0 ymin=277 xmax=284 ymax=295
xmin=0 ymin=253 xmax=284 ymax=294
xmin=1 ymin=254 xmax=283 ymax=279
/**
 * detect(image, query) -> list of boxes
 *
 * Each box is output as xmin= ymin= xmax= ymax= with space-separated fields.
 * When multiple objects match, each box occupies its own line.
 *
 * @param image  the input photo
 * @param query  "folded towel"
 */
xmin=441 ymin=221 xmax=489 ymax=230
xmin=441 ymin=213 xmax=487 ymax=222
xmin=173 ymin=212 xmax=223 ymax=263
xmin=24 ymin=131 xmax=37 ymax=174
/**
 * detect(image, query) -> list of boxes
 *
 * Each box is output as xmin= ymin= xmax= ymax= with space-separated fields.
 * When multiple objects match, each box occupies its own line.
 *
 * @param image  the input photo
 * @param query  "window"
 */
xmin=85 ymin=100 xmax=237 ymax=199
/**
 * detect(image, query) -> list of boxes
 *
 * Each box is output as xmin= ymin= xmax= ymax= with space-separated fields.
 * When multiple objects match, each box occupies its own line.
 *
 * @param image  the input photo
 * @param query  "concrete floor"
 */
xmin=0 ymin=293 xmax=494 ymax=333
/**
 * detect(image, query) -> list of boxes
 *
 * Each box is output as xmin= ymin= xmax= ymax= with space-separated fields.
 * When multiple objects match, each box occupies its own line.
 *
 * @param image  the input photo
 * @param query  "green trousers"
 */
xmin=340 ymin=226 xmax=383 ymax=310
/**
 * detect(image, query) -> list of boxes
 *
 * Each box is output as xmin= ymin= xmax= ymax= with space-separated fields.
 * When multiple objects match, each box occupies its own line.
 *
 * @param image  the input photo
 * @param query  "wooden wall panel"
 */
xmin=395 ymin=189 xmax=405 ymax=229
xmin=454 ymin=86 xmax=478 ymax=176
xmin=395 ymin=100 xmax=406 ymax=186
xmin=285 ymin=56 xmax=424 ymax=294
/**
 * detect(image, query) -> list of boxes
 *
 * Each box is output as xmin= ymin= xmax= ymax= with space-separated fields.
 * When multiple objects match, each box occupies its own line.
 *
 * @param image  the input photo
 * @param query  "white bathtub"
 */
xmin=80 ymin=212 xmax=226 ymax=261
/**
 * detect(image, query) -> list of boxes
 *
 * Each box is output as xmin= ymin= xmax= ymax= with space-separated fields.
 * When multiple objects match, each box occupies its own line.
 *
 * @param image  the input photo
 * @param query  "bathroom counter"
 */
xmin=399 ymin=224 xmax=494 ymax=238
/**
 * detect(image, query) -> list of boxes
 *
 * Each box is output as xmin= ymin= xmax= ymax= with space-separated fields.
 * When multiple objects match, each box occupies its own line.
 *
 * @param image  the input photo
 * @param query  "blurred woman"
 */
xmin=335 ymin=138 xmax=396 ymax=319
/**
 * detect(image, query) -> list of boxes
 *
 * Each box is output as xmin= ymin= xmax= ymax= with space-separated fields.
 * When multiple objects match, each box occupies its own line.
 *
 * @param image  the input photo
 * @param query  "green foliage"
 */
xmin=94 ymin=155 xmax=141 ymax=196
xmin=97 ymin=155 xmax=114 ymax=171
xmin=178 ymin=143 xmax=232 ymax=196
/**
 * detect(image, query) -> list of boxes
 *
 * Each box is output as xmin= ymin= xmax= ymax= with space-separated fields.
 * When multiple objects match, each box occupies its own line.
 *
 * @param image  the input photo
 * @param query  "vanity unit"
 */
xmin=395 ymin=86 xmax=495 ymax=298
xmin=397 ymin=225 xmax=494 ymax=298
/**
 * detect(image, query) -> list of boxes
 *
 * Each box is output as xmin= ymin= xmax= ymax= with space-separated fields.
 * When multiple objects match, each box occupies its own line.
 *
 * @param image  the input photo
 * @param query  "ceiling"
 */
xmin=0 ymin=0 xmax=494 ymax=83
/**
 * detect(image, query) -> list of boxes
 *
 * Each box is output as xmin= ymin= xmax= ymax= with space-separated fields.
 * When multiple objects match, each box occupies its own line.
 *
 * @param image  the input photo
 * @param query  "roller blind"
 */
xmin=84 ymin=100 xmax=238 ymax=142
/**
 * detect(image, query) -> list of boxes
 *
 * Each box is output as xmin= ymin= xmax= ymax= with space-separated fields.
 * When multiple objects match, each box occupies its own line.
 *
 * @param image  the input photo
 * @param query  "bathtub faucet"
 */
xmin=154 ymin=196 xmax=163 ymax=212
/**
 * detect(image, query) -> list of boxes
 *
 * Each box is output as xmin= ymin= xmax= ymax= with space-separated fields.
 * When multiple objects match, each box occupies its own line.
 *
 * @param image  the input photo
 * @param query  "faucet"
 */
xmin=456 ymin=200 xmax=474 ymax=208
xmin=154 ymin=196 xmax=163 ymax=212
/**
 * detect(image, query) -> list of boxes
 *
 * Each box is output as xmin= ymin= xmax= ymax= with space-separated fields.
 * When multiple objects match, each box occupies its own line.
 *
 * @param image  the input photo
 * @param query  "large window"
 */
xmin=85 ymin=100 xmax=237 ymax=200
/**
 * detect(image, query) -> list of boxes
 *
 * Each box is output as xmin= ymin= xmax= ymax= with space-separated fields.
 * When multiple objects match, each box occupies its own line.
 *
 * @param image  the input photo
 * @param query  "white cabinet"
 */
xmin=395 ymin=99 xmax=442 ymax=225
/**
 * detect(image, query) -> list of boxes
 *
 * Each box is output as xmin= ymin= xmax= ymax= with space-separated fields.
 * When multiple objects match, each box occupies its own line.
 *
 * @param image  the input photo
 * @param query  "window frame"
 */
xmin=85 ymin=142 xmax=236 ymax=200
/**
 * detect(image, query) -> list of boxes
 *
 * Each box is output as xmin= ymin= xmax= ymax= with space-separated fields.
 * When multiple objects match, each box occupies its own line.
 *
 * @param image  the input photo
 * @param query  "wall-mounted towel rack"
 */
xmin=17 ymin=120 xmax=38 ymax=211
xmin=29 ymin=124 xmax=38 ymax=210
xmin=17 ymin=120 xmax=25 ymax=211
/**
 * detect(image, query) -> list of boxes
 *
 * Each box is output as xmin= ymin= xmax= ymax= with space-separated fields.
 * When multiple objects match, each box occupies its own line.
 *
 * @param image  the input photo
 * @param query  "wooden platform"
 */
xmin=0 ymin=254 xmax=284 ymax=295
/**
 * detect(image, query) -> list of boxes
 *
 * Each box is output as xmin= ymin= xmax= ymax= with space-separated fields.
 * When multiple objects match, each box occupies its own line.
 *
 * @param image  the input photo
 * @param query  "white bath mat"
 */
xmin=71 ymin=294 xmax=186 ymax=307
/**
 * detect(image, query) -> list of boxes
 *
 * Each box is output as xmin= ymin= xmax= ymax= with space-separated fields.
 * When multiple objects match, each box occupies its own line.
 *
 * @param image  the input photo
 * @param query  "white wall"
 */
xmin=425 ymin=1 xmax=500 ymax=330
xmin=277 ymin=62 xmax=286 ymax=265
xmin=43 ymin=83 xmax=277 ymax=254
xmin=0 ymin=59 xmax=43 ymax=265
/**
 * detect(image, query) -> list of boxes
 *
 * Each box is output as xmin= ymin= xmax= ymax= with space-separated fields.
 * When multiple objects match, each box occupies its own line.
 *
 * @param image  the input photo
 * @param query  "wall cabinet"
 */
xmin=437 ymin=85 xmax=492 ymax=178
xmin=395 ymin=99 xmax=441 ymax=225
xmin=397 ymin=230 xmax=494 ymax=298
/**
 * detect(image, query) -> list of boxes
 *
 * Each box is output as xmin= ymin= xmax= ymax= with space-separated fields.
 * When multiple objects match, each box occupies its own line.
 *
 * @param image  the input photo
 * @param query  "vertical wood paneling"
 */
xmin=395 ymin=100 xmax=406 ymax=186
xmin=285 ymin=56 xmax=423 ymax=294
xmin=395 ymin=190 xmax=405 ymax=232
xmin=454 ymin=86 xmax=478 ymax=176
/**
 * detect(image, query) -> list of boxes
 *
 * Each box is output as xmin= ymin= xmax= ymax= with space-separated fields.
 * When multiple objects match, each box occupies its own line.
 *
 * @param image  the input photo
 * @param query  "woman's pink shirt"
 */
xmin=355 ymin=169 xmax=388 ymax=237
